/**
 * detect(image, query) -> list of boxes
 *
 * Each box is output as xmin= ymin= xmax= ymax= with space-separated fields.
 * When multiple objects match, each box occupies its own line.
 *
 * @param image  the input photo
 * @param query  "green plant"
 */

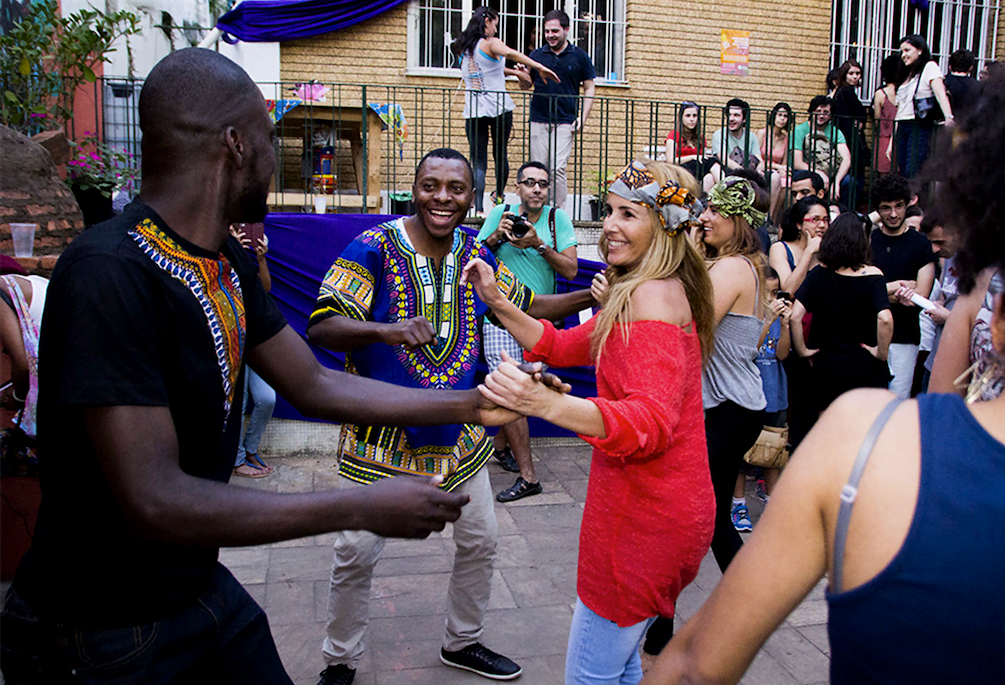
xmin=588 ymin=168 xmax=617 ymax=201
xmin=66 ymin=132 xmax=139 ymax=197
xmin=0 ymin=0 xmax=140 ymax=134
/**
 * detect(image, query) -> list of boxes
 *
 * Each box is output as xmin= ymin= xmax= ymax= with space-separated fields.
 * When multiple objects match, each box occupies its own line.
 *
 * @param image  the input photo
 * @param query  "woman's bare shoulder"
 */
xmin=628 ymin=278 xmax=692 ymax=326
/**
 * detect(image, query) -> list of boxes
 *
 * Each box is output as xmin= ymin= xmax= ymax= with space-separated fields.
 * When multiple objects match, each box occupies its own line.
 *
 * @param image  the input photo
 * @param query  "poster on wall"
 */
xmin=721 ymin=29 xmax=750 ymax=76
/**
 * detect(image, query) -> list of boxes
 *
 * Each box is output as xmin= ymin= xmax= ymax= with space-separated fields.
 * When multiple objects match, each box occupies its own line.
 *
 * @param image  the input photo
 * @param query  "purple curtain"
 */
xmin=216 ymin=0 xmax=407 ymax=43
xmin=262 ymin=212 xmax=601 ymax=438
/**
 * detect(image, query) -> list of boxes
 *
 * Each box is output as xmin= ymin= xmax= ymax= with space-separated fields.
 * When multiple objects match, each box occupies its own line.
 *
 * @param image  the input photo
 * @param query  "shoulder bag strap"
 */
xmin=831 ymin=396 xmax=905 ymax=593
xmin=548 ymin=207 xmax=560 ymax=293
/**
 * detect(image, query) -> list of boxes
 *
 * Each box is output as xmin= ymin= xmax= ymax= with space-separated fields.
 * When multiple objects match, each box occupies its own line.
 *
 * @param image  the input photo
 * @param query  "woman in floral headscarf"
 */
xmin=697 ymin=177 xmax=768 ymax=571
xmin=462 ymin=160 xmax=716 ymax=684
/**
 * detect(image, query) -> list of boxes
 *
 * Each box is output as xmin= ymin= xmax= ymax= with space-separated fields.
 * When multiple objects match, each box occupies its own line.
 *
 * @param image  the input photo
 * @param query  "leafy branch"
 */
xmin=0 ymin=0 xmax=140 ymax=134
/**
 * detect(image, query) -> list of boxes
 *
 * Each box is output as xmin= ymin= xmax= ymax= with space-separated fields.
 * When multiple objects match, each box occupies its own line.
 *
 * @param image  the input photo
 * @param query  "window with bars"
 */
xmin=831 ymin=0 xmax=1001 ymax=101
xmin=408 ymin=0 xmax=626 ymax=83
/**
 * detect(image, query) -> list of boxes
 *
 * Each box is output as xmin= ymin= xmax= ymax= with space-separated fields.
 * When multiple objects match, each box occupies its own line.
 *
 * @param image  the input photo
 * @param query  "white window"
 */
xmin=407 ymin=0 xmax=626 ymax=84
xmin=831 ymin=0 xmax=1001 ymax=100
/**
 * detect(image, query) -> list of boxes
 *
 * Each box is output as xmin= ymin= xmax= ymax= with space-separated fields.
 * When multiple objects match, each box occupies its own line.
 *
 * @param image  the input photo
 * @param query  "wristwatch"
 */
xmin=536 ymin=243 xmax=548 ymax=255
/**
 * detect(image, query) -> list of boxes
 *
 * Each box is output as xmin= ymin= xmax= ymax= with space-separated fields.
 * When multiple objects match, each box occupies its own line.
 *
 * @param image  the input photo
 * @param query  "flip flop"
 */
xmin=232 ymin=462 xmax=270 ymax=478
xmin=246 ymin=453 xmax=273 ymax=474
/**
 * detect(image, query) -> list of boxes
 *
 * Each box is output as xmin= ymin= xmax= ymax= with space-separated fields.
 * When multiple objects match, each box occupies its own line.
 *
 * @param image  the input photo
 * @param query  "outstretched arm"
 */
xmin=84 ymin=403 xmax=469 ymax=548
xmin=252 ymin=324 xmax=515 ymax=428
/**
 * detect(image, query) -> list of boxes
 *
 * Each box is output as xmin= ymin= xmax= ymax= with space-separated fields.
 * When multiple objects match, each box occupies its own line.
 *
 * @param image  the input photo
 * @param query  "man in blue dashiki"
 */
xmin=307 ymin=148 xmax=593 ymax=684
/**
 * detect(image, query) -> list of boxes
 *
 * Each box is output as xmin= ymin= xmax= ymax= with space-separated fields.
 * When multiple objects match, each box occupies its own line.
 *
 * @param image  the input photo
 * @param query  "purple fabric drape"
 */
xmin=261 ymin=212 xmax=601 ymax=437
xmin=217 ymin=0 xmax=407 ymax=43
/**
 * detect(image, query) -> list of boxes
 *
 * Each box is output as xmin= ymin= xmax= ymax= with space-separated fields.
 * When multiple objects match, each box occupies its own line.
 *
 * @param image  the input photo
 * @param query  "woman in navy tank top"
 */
xmin=640 ymin=70 xmax=1005 ymax=685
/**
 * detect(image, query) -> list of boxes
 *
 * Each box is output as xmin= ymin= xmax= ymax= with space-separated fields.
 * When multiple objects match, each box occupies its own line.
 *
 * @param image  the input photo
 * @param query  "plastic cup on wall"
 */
xmin=314 ymin=196 xmax=326 ymax=214
xmin=10 ymin=223 xmax=37 ymax=258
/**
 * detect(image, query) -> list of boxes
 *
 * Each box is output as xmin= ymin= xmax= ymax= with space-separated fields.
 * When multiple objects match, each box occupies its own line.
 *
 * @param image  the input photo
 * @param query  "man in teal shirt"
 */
xmin=477 ymin=161 xmax=578 ymax=501
xmin=793 ymin=95 xmax=852 ymax=202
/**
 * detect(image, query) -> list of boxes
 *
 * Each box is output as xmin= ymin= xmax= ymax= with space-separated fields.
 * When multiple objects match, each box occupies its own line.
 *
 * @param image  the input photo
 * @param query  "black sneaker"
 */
xmin=317 ymin=664 xmax=355 ymax=685
xmin=496 ymin=477 xmax=543 ymax=503
xmin=440 ymin=643 xmax=522 ymax=680
xmin=493 ymin=447 xmax=520 ymax=473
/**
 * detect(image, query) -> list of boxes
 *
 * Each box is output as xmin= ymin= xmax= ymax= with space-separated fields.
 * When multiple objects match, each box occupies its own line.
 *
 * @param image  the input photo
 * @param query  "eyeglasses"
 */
xmin=517 ymin=179 xmax=550 ymax=189
xmin=803 ymin=216 xmax=828 ymax=224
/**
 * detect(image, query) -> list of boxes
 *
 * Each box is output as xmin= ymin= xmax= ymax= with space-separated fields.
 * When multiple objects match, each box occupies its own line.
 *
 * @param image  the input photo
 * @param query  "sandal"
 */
xmin=232 ymin=462 xmax=270 ymax=478
xmin=246 ymin=453 xmax=273 ymax=474
xmin=496 ymin=476 xmax=542 ymax=502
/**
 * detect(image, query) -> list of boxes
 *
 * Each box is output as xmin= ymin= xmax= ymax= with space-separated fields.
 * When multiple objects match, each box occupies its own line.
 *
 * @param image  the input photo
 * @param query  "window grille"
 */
xmin=408 ymin=0 xmax=626 ymax=84
xmin=831 ymin=0 xmax=1001 ymax=101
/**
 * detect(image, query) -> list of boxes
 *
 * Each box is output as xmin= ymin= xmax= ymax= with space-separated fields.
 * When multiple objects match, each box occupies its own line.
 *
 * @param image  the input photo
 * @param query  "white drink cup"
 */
xmin=10 ymin=223 xmax=37 ymax=258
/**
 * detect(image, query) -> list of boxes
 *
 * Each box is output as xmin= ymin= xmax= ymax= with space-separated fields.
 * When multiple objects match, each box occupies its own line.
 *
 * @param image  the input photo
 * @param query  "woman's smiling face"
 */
xmin=603 ymin=193 xmax=655 ymax=269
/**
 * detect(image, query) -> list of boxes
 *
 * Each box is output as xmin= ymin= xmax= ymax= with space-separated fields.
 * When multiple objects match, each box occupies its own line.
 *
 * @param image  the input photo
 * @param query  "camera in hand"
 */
xmin=777 ymin=291 xmax=792 ymax=303
xmin=508 ymin=213 xmax=533 ymax=238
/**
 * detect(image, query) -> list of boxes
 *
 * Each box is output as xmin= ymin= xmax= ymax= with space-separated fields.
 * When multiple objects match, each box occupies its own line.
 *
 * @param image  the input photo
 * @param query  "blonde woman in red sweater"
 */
xmin=462 ymin=160 xmax=716 ymax=684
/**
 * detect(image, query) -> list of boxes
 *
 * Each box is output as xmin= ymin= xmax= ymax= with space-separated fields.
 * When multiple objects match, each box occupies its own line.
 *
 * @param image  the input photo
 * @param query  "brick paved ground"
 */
xmin=0 ymin=423 xmax=829 ymax=685
xmin=221 ymin=428 xmax=830 ymax=685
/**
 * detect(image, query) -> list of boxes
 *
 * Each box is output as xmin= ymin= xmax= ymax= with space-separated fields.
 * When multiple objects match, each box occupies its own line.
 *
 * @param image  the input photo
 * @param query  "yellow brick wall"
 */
xmin=997 ymin=8 xmax=1005 ymax=62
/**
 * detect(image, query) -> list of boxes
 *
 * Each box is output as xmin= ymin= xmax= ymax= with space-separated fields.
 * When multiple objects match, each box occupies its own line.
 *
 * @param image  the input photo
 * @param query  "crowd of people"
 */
xmin=1 ymin=23 xmax=1004 ymax=685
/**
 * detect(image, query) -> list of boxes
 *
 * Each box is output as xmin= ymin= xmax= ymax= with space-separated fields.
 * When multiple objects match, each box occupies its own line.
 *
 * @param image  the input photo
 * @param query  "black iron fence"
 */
xmin=81 ymin=77 xmax=914 ymax=220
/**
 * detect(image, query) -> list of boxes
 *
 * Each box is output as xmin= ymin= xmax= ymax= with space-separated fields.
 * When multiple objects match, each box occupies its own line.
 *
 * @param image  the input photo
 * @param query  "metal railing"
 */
xmin=83 ymin=77 xmax=914 ymax=219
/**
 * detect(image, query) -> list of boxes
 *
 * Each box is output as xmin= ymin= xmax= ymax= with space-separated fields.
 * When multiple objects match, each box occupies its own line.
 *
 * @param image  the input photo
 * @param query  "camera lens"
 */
xmin=510 ymin=215 xmax=531 ymax=238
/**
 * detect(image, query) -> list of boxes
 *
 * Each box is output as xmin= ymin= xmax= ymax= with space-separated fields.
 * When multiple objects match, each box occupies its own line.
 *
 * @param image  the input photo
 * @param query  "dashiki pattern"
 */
xmin=310 ymin=218 xmax=534 ymax=491
xmin=130 ymin=218 xmax=246 ymax=421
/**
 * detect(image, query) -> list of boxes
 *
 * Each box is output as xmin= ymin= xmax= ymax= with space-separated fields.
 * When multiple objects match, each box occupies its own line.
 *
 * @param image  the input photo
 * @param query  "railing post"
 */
xmin=361 ymin=84 xmax=368 ymax=209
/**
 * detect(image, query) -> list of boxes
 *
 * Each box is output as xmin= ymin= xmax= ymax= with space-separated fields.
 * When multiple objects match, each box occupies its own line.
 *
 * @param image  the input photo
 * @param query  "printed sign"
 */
xmin=721 ymin=29 xmax=750 ymax=76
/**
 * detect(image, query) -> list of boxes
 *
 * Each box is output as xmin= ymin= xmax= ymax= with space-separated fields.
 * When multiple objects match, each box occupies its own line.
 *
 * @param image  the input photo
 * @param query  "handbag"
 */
xmin=912 ymin=72 xmax=944 ymax=124
xmin=743 ymin=425 xmax=790 ymax=469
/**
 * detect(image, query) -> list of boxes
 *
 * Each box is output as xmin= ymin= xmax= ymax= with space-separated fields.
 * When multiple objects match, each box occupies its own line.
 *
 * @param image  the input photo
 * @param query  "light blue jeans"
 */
xmin=235 ymin=368 xmax=276 ymax=466
xmin=565 ymin=597 xmax=655 ymax=685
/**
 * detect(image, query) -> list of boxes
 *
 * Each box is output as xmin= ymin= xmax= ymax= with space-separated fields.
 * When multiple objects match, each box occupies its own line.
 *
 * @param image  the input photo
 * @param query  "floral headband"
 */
xmin=607 ymin=161 xmax=702 ymax=236
xmin=707 ymin=178 xmax=767 ymax=228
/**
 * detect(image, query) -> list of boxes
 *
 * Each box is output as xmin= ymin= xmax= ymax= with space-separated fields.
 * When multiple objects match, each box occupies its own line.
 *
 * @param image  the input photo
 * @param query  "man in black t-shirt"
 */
xmin=0 ymin=49 xmax=519 ymax=685
xmin=516 ymin=9 xmax=596 ymax=210
xmin=870 ymin=174 xmax=937 ymax=399
xmin=944 ymin=49 xmax=979 ymax=120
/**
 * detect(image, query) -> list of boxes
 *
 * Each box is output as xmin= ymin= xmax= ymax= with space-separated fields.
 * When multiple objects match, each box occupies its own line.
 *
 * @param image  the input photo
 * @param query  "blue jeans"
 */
xmin=0 ymin=564 xmax=292 ymax=684
xmin=236 ymin=368 xmax=276 ymax=467
xmin=565 ymin=598 xmax=655 ymax=685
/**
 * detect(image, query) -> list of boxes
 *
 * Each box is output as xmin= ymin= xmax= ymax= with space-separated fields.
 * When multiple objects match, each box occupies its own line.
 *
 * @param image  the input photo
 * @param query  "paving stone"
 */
xmin=481 ymin=606 xmax=574 ymax=658
xmin=265 ymin=578 xmax=316 ymax=626
xmin=785 ymin=598 xmax=828 ymax=627
xmin=561 ymin=478 xmax=590 ymax=503
xmin=795 ymin=623 xmax=831 ymax=657
xmin=228 ymin=564 xmax=268 ymax=585
xmin=545 ymin=459 xmax=591 ymax=480
xmin=267 ymin=545 xmax=340 ymax=583
xmin=499 ymin=566 xmax=569 ymax=609
xmin=220 ymin=547 xmax=270 ymax=567
xmin=487 ymin=569 xmax=518 ymax=610
xmin=369 ymin=572 xmax=451 ymax=619
xmin=507 ymin=503 xmax=584 ymax=532
xmin=382 ymin=537 xmax=450 ymax=559
xmin=762 ymin=627 xmax=832 ymax=684
xmin=493 ymin=534 xmax=533 ymax=569
xmin=372 ymin=552 xmax=454 ymax=578
xmin=737 ymin=649 xmax=802 ymax=685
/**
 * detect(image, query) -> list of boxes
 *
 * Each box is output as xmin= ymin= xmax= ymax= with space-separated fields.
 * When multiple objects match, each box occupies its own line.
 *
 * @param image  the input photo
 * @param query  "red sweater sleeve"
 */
xmin=524 ymin=317 xmax=596 ymax=368
xmin=581 ymin=324 xmax=692 ymax=461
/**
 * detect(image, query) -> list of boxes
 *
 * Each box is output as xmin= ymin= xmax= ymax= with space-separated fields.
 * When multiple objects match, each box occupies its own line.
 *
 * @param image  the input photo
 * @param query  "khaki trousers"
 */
xmin=530 ymin=121 xmax=575 ymax=210
xmin=320 ymin=467 xmax=498 ymax=668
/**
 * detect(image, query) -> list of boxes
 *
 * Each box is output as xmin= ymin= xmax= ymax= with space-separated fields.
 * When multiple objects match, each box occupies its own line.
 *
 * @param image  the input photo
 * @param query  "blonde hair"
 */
xmin=592 ymin=160 xmax=715 ymax=363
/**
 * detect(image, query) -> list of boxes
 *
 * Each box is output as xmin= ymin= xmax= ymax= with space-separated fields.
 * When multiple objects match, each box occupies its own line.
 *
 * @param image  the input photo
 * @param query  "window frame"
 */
xmin=405 ymin=0 xmax=628 ymax=85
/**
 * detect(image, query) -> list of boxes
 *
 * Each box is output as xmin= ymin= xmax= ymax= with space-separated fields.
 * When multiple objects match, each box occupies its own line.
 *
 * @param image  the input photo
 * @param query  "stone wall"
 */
xmin=0 ymin=126 xmax=85 ymax=276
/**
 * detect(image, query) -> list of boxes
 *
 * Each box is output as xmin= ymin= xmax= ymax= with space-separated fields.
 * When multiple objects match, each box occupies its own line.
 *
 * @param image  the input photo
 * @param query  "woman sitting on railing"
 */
xmin=756 ymin=102 xmax=793 ymax=221
xmin=451 ymin=6 xmax=558 ymax=215
xmin=664 ymin=101 xmax=712 ymax=182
